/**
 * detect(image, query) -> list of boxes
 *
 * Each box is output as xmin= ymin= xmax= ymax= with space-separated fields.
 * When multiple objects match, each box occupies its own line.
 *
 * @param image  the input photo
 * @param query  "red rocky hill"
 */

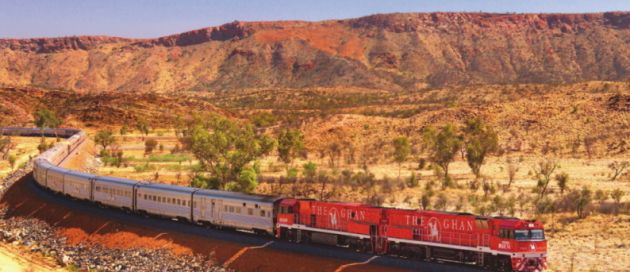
xmin=0 ymin=12 xmax=628 ymax=93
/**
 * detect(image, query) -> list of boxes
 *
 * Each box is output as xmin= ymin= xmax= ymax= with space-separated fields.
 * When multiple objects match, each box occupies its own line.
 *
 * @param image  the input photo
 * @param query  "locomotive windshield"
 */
xmin=514 ymin=229 xmax=545 ymax=241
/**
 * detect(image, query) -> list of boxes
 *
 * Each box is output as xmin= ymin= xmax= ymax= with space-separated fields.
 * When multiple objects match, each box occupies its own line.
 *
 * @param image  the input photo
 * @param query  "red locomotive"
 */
xmin=277 ymin=199 xmax=547 ymax=272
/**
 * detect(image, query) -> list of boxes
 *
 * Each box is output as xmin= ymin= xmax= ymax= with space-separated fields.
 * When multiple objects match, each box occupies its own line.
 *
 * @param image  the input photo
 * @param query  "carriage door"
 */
xmin=216 ymin=199 xmax=223 ymax=224
xmin=369 ymin=224 xmax=378 ymax=252
xmin=209 ymin=199 xmax=214 ymax=220
xmin=199 ymin=198 xmax=206 ymax=221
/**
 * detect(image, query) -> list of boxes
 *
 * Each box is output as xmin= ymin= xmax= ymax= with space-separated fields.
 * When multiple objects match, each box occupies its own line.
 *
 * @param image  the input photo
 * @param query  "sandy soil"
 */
xmin=0 ymin=243 xmax=62 ymax=272
xmin=0 ymin=137 xmax=44 ymax=179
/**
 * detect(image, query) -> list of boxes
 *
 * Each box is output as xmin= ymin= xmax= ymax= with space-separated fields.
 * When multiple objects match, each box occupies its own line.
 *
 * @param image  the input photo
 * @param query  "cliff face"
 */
xmin=0 ymin=12 xmax=628 ymax=93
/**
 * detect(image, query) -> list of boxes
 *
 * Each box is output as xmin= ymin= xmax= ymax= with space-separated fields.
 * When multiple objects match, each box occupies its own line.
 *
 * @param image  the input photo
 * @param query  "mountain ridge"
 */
xmin=0 ymin=12 xmax=628 ymax=92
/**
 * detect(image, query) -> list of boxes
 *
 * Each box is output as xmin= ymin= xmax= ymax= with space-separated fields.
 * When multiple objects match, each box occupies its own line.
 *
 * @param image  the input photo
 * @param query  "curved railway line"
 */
xmin=0 ymin=127 xmax=485 ymax=272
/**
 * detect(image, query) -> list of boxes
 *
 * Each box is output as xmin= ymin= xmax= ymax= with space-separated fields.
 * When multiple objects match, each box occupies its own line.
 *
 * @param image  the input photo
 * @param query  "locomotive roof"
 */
xmin=196 ymin=189 xmax=282 ymax=203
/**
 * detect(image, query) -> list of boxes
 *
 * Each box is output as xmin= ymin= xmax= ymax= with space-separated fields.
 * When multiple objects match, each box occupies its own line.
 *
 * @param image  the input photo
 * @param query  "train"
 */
xmin=3 ymin=127 xmax=547 ymax=272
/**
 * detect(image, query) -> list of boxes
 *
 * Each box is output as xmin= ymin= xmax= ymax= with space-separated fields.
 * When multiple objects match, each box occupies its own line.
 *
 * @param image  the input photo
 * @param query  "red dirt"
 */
xmin=253 ymin=23 xmax=365 ymax=63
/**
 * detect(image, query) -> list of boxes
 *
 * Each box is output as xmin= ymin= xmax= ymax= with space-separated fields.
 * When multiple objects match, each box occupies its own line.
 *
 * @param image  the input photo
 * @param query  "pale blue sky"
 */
xmin=0 ymin=0 xmax=628 ymax=38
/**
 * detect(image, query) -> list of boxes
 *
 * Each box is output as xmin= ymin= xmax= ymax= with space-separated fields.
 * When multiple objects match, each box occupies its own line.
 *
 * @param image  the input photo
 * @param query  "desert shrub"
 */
xmin=133 ymin=162 xmax=156 ymax=172
xmin=469 ymin=179 xmax=480 ymax=191
xmin=250 ymin=112 xmax=277 ymax=127
xmin=95 ymin=129 xmax=116 ymax=151
xmin=557 ymin=187 xmax=593 ymax=218
xmin=554 ymin=172 xmax=569 ymax=195
xmin=420 ymin=192 xmax=432 ymax=210
xmin=406 ymin=172 xmax=419 ymax=188
xmin=608 ymin=161 xmax=629 ymax=181
xmin=147 ymin=153 xmax=191 ymax=162
xmin=455 ymin=195 xmax=466 ymax=211
xmin=381 ymin=176 xmax=393 ymax=194
xmin=392 ymin=136 xmax=411 ymax=179
xmin=144 ymin=139 xmax=158 ymax=154
xmin=8 ymin=154 xmax=16 ymax=169
xmin=418 ymin=158 xmax=427 ymax=170
xmin=300 ymin=161 xmax=316 ymax=180
xmin=434 ymin=193 xmax=448 ymax=210
xmin=339 ymin=169 xmax=353 ymax=185
xmin=611 ymin=189 xmax=625 ymax=215
xmin=535 ymin=197 xmax=556 ymax=214
xmin=37 ymin=138 xmax=48 ymax=153
xmin=424 ymin=180 xmax=435 ymax=192
xmin=534 ymin=159 xmax=559 ymax=199
xmin=170 ymin=144 xmax=181 ymax=154
xmin=286 ymin=167 xmax=298 ymax=179
xmin=366 ymin=194 xmax=385 ymax=206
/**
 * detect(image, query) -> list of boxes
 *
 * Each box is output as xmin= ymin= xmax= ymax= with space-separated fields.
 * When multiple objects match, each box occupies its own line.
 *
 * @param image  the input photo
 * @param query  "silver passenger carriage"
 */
xmin=136 ymin=183 xmax=197 ymax=220
xmin=46 ymin=166 xmax=68 ymax=193
xmin=193 ymin=190 xmax=281 ymax=235
xmin=92 ymin=176 xmax=138 ymax=209
xmin=33 ymin=159 xmax=52 ymax=187
xmin=63 ymin=170 xmax=95 ymax=201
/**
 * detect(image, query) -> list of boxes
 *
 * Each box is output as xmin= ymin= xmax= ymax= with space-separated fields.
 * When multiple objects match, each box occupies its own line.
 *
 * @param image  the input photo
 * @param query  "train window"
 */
xmin=236 ymin=207 xmax=241 ymax=214
xmin=515 ymin=230 xmax=529 ymax=240
xmin=224 ymin=206 xmax=227 ymax=212
xmin=260 ymin=210 xmax=265 ymax=217
xmin=229 ymin=206 xmax=234 ymax=213
xmin=248 ymin=208 xmax=253 ymax=215
xmin=530 ymin=230 xmax=544 ymax=240
xmin=144 ymin=195 xmax=147 ymax=200
xmin=351 ymin=212 xmax=356 ymax=218
xmin=177 ymin=199 xmax=181 ymax=205
xmin=193 ymin=201 xmax=197 ymax=208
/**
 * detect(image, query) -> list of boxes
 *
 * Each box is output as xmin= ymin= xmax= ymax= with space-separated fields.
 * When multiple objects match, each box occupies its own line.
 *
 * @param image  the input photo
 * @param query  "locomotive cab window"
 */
xmin=514 ymin=230 xmax=529 ymax=240
xmin=530 ymin=229 xmax=545 ymax=240
xmin=515 ymin=229 xmax=545 ymax=241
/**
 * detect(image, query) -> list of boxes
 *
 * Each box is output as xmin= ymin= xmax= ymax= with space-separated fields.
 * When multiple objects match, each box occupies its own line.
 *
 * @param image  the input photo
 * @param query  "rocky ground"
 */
xmin=0 ymin=163 xmax=229 ymax=271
